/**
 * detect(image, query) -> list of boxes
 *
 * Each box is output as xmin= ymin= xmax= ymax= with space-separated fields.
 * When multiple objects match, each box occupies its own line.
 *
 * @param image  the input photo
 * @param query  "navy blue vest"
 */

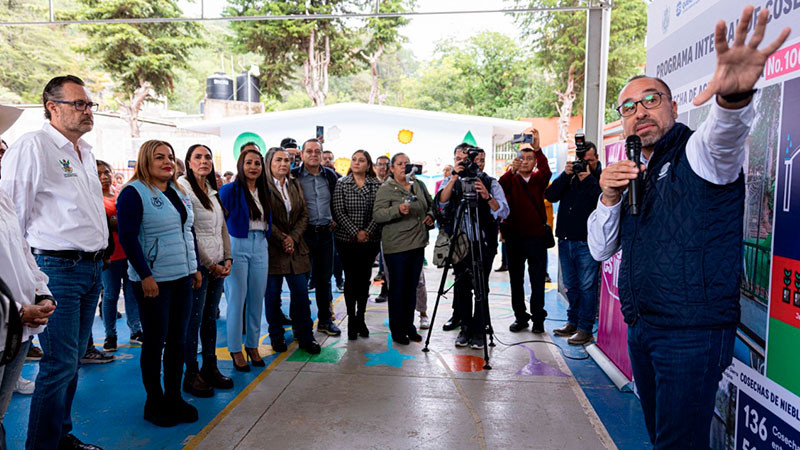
xmin=618 ymin=123 xmax=744 ymax=328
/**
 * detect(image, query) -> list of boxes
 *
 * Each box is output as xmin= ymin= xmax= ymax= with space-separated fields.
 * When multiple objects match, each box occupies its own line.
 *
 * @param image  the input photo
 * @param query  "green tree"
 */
xmin=225 ymin=0 xmax=361 ymax=106
xmin=399 ymin=32 xmax=548 ymax=119
xmin=508 ymin=0 xmax=648 ymax=138
xmin=358 ymin=0 xmax=414 ymax=104
xmin=76 ymin=0 xmax=203 ymax=136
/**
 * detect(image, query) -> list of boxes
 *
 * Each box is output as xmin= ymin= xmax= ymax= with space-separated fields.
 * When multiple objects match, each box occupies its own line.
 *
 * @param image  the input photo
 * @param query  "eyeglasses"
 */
xmin=51 ymin=100 xmax=99 ymax=112
xmin=615 ymin=92 xmax=668 ymax=117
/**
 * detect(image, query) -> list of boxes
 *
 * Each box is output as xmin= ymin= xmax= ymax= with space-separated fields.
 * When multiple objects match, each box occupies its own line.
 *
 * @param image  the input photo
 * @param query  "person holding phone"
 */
xmin=373 ymin=153 xmax=435 ymax=345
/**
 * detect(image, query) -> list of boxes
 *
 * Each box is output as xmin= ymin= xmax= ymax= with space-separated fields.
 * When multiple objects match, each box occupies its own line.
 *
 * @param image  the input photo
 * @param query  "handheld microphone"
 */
xmin=625 ymin=135 xmax=642 ymax=216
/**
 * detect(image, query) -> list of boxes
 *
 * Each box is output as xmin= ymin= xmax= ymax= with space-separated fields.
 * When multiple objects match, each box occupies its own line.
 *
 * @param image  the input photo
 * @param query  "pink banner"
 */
xmin=765 ymin=40 xmax=800 ymax=81
xmin=596 ymin=141 xmax=633 ymax=380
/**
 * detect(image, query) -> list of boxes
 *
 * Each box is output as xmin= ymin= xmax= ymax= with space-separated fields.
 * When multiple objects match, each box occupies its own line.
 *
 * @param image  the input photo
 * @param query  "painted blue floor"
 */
xmin=6 ymin=249 xmax=652 ymax=449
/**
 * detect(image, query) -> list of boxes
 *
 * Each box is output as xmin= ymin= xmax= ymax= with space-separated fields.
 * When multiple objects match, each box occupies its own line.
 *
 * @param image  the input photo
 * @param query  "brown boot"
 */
xmin=567 ymin=330 xmax=594 ymax=346
xmin=553 ymin=323 xmax=577 ymax=337
xmin=182 ymin=370 xmax=214 ymax=398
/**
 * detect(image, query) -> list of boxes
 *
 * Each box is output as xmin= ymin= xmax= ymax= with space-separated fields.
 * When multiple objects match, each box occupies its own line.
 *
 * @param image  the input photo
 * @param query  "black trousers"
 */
xmin=134 ymin=277 xmax=192 ymax=400
xmin=507 ymin=235 xmax=548 ymax=324
xmin=337 ymin=241 xmax=381 ymax=323
xmin=453 ymin=247 xmax=496 ymax=336
xmin=384 ymin=247 xmax=424 ymax=338
xmin=304 ymin=229 xmax=333 ymax=324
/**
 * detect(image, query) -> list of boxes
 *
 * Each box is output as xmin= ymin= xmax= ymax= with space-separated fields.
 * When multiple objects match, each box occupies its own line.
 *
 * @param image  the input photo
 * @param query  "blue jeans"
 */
xmin=134 ymin=277 xmax=192 ymax=400
xmin=27 ymin=256 xmax=102 ymax=450
xmin=101 ymin=258 xmax=142 ymax=338
xmin=558 ymin=240 xmax=599 ymax=333
xmin=265 ymin=273 xmax=314 ymax=345
xmin=628 ymin=321 xmax=735 ymax=449
xmin=185 ymin=266 xmax=225 ymax=366
xmin=224 ymin=231 xmax=267 ymax=352
xmin=384 ymin=248 xmax=424 ymax=338
xmin=304 ymin=229 xmax=333 ymax=324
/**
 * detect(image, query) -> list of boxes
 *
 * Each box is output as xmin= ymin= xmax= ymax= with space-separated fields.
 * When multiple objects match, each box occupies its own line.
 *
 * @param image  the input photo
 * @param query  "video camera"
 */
xmin=455 ymin=145 xmax=481 ymax=179
xmin=572 ymin=129 xmax=588 ymax=174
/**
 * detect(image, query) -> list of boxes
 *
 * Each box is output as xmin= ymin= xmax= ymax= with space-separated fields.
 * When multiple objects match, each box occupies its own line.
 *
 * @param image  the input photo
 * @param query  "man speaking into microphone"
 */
xmin=588 ymin=6 xmax=790 ymax=449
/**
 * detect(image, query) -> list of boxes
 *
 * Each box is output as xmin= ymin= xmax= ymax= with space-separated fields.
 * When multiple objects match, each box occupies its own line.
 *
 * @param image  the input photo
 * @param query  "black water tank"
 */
xmin=236 ymin=73 xmax=260 ymax=102
xmin=206 ymin=73 xmax=234 ymax=100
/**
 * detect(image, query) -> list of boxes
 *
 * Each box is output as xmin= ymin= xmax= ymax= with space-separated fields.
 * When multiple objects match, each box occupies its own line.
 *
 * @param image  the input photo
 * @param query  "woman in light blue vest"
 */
xmin=219 ymin=144 xmax=272 ymax=371
xmin=117 ymin=140 xmax=203 ymax=428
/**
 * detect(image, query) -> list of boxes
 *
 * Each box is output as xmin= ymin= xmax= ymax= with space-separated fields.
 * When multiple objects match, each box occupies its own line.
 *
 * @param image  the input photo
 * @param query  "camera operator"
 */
xmin=544 ymin=139 xmax=601 ymax=345
xmin=436 ymin=144 xmax=508 ymax=349
xmin=280 ymin=137 xmax=302 ymax=169
xmin=499 ymin=130 xmax=551 ymax=334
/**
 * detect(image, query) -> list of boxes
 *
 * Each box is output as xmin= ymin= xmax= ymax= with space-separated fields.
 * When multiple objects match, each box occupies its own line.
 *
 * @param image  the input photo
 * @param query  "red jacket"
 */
xmin=499 ymin=150 xmax=551 ymax=238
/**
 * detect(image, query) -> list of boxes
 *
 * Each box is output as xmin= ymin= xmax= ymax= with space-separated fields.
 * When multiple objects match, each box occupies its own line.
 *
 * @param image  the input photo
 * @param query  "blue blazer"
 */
xmin=219 ymin=182 xmax=272 ymax=239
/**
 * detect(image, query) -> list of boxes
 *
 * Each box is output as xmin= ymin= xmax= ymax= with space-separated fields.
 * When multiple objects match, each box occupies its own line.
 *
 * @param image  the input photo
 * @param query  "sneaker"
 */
xmin=317 ymin=321 xmax=342 ymax=336
xmin=103 ymin=336 xmax=118 ymax=352
xmin=26 ymin=346 xmax=43 ymax=361
xmin=81 ymin=346 xmax=115 ymax=364
xmin=418 ymin=314 xmax=430 ymax=330
xmin=14 ymin=376 xmax=35 ymax=394
xmin=470 ymin=334 xmax=485 ymax=350
xmin=455 ymin=330 xmax=469 ymax=347
xmin=509 ymin=320 xmax=529 ymax=332
xmin=130 ymin=330 xmax=144 ymax=345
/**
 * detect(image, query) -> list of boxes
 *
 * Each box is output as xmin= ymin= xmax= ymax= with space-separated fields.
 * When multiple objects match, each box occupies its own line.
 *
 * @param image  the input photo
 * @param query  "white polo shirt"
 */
xmin=0 ymin=122 xmax=108 ymax=252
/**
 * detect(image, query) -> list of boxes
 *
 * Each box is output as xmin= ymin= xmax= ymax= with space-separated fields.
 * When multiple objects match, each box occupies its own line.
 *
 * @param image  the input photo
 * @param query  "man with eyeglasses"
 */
xmin=0 ymin=75 xmax=107 ymax=450
xmin=291 ymin=138 xmax=342 ymax=336
xmin=588 ymin=8 xmax=790 ymax=448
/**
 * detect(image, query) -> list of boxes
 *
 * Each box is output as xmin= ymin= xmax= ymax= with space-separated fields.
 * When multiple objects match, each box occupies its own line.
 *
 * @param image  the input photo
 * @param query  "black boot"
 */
xmin=167 ymin=395 xmax=198 ymax=423
xmin=144 ymin=394 xmax=178 ymax=427
xmin=346 ymin=299 xmax=358 ymax=340
xmin=183 ymin=362 xmax=214 ymax=398
xmin=357 ymin=297 xmax=369 ymax=337
xmin=201 ymin=356 xmax=233 ymax=390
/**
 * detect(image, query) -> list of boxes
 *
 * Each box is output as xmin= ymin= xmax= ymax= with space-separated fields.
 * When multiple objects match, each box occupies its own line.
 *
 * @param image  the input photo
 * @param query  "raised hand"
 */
xmin=693 ymin=6 xmax=791 ymax=106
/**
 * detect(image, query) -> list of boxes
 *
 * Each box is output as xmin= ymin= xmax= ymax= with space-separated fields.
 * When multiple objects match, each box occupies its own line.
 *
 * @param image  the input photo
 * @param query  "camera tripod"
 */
xmin=422 ymin=178 xmax=494 ymax=370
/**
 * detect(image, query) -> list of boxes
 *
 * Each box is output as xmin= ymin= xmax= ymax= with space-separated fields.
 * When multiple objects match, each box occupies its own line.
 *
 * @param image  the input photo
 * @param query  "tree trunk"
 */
xmin=122 ymin=81 xmax=150 ymax=138
xmin=361 ymin=43 xmax=384 ymax=105
xmin=554 ymin=67 xmax=576 ymax=144
xmin=303 ymin=28 xmax=330 ymax=107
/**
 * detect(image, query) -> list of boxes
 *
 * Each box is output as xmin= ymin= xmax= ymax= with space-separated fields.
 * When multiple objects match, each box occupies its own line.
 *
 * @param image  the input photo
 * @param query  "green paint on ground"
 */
xmin=288 ymin=344 xmax=346 ymax=364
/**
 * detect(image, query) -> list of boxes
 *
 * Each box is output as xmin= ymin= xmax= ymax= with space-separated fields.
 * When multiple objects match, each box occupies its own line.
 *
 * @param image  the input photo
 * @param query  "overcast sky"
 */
xmin=178 ymin=0 xmax=521 ymax=61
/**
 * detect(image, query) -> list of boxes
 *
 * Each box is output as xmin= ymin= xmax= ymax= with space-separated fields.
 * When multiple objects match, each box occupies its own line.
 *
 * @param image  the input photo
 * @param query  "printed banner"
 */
xmin=596 ymin=141 xmax=632 ymax=380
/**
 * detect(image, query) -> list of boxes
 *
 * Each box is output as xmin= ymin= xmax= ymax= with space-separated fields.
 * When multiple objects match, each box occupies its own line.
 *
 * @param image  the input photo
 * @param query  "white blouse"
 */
xmin=273 ymin=177 xmax=292 ymax=215
xmin=248 ymin=189 xmax=267 ymax=231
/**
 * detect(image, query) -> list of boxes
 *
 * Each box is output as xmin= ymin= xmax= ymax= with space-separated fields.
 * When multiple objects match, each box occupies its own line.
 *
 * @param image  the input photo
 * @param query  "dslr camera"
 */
xmin=455 ymin=145 xmax=481 ymax=179
xmin=572 ymin=129 xmax=588 ymax=174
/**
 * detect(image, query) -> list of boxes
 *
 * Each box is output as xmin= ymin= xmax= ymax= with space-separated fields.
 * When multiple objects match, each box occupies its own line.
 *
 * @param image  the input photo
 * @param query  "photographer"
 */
xmin=544 ymin=139 xmax=601 ymax=345
xmin=436 ymin=144 xmax=508 ymax=349
xmin=499 ymin=131 xmax=551 ymax=334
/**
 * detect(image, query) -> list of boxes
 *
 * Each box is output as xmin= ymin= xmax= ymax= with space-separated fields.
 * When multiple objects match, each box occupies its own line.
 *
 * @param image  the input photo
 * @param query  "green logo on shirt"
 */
xmin=58 ymin=159 xmax=73 ymax=174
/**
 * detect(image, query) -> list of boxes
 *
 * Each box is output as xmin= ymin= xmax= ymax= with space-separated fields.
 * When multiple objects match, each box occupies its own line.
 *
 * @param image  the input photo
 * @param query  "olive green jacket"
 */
xmin=373 ymin=177 xmax=434 ymax=254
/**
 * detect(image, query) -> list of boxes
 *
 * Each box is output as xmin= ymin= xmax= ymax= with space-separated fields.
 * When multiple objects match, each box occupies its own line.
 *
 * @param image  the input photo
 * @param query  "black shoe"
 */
xmin=299 ymin=340 xmax=321 ymax=354
xmin=183 ymin=371 xmax=214 ymax=398
xmin=26 ymin=345 xmax=43 ymax=361
xmin=143 ymin=397 xmax=178 ymax=428
xmin=129 ymin=330 xmax=143 ymax=345
xmin=442 ymin=316 xmax=461 ymax=331
xmin=317 ymin=321 xmax=342 ymax=336
xmin=169 ymin=396 xmax=198 ymax=423
xmin=103 ymin=336 xmax=117 ymax=352
xmin=336 ymin=282 xmax=344 ymax=292
xmin=58 ymin=433 xmax=105 ymax=449
xmin=531 ymin=322 xmax=545 ymax=334
xmin=455 ymin=330 xmax=469 ymax=347
xmin=392 ymin=335 xmax=410 ymax=345
xmin=373 ymin=272 xmax=383 ymax=282
xmin=374 ymin=294 xmax=388 ymax=303
xmin=470 ymin=334 xmax=485 ymax=350
xmin=271 ymin=339 xmax=288 ymax=353
xmin=357 ymin=319 xmax=369 ymax=338
xmin=545 ymin=273 xmax=552 ymax=283
xmin=280 ymin=314 xmax=292 ymax=326
xmin=407 ymin=331 xmax=423 ymax=342
xmin=81 ymin=346 xmax=115 ymax=364
xmin=509 ymin=321 xmax=529 ymax=332
xmin=495 ymin=264 xmax=508 ymax=272
xmin=201 ymin=358 xmax=234 ymax=390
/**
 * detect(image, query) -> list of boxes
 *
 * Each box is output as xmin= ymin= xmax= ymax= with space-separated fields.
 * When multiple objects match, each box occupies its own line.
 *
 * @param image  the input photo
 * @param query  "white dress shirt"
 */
xmin=0 ymin=189 xmax=51 ymax=344
xmin=587 ymin=100 xmax=755 ymax=262
xmin=0 ymin=122 xmax=108 ymax=252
